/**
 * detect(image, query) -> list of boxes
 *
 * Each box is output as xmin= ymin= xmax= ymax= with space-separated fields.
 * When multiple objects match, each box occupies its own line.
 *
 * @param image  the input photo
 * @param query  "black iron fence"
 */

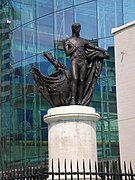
xmin=0 ymin=159 xmax=135 ymax=180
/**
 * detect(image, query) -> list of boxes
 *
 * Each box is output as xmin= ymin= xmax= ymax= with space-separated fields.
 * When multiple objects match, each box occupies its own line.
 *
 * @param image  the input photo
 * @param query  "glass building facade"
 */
xmin=0 ymin=0 xmax=135 ymax=170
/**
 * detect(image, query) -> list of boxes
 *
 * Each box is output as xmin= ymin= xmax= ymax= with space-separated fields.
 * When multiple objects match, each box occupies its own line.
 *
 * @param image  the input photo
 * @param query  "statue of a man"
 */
xmin=63 ymin=23 xmax=108 ymax=105
xmin=32 ymin=23 xmax=109 ymax=107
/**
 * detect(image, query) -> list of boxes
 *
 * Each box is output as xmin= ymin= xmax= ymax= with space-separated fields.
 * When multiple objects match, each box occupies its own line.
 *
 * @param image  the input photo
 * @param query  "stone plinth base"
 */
xmin=44 ymin=105 xmax=100 ymax=173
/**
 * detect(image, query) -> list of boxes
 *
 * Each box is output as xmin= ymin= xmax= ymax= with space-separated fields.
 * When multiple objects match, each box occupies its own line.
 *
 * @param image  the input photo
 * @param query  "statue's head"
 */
xmin=71 ymin=23 xmax=81 ymax=36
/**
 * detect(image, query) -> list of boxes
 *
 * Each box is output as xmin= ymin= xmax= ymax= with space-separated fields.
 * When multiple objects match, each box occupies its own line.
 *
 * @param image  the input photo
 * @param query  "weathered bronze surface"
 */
xmin=32 ymin=23 xmax=109 ymax=107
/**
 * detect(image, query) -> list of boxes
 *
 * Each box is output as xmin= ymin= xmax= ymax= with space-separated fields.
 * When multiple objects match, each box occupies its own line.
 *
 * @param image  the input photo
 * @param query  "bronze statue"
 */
xmin=63 ymin=23 xmax=109 ymax=104
xmin=32 ymin=23 xmax=109 ymax=107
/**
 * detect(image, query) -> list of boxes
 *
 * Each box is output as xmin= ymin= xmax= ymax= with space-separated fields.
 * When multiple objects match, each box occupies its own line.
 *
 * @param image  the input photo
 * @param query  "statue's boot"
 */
xmin=70 ymin=97 xmax=76 ymax=105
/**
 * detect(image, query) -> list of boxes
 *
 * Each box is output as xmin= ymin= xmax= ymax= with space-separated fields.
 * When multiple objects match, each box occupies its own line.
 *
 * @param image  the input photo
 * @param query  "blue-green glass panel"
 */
xmin=12 ymin=27 xmax=22 ymax=62
xmin=123 ymin=0 xmax=135 ymax=24
xmin=90 ymin=101 xmax=101 ymax=112
xmin=12 ymin=61 xmax=23 ymax=98
xmin=1 ymin=102 xmax=11 ymax=136
xmin=109 ymin=102 xmax=117 ymax=114
xmin=54 ymin=8 xmax=74 ymax=40
xmin=37 ymin=15 xmax=54 ymax=54
xmin=74 ymin=0 xmax=91 ymax=5
xmin=97 ymin=0 xmax=123 ymax=38
xmin=54 ymin=0 xmax=73 ymax=11
xmin=98 ymin=37 xmax=114 ymax=51
xmin=98 ymin=38 xmax=116 ymax=97
xmin=21 ymin=1 xmax=36 ymax=24
xmin=0 ymin=2 xmax=10 ymax=22
xmin=37 ymin=53 xmax=54 ymax=76
xmin=74 ymin=1 xmax=97 ymax=39
xmin=36 ymin=0 xmax=53 ymax=18
xmin=22 ymin=56 xmax=36 ymax=91
xmin=9 ymin=0 xmax=21 ymax=28
xmin=23 ymin=22 xmax=37 ymax=59
xmin=0 ymin=0 xmax=6 ymax=5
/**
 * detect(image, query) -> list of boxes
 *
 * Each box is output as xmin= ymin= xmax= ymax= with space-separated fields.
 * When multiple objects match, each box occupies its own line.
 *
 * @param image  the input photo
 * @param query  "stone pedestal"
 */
xmin=44 ymin=105 xmax=100 ymax=173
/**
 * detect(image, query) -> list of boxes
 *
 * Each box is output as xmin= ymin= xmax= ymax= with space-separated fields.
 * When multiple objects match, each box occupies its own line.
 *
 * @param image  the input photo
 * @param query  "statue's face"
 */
xmin=72 ymin=23 xmax=81 ymax=35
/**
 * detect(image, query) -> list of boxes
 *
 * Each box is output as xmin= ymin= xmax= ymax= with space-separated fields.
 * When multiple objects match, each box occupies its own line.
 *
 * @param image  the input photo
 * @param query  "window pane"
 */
xmin=12 ymin=27 xmax=22 ymax=62
xmin=12 ymin=61 xmax=23 ymax=98
xmin=74 ymin=0 xmax=90 ymax=5
xmin=37 ymin=53 xmax=54 ymax=76
xmin=54 ymin=8 xmax=74 ymax=40
xmin=22 ymin=56 xmax=36 ymax=93
xmin=98 ymin=37 xmax=114 ymax=50
xmin=74 ymin=1 xmax=97 ymax=39
xmin=97 ymin=0 xmax=123 ymax=38
xmin=123 ymin=0 xmax=135 ymax=23
xmin=23 ymin=22 xmax=36 ymax=59
xmin=37 ymin=15 xmax=54 ymax=53
xmin=9 ymin=0 xmax=21 ymax=28
xmin=21 ymin=1 xmax=36 ymax=24
xmin=54 ymin=0 xmax=73 ymax=11
xmin=36 ymin=0 xmax=53 ymax=18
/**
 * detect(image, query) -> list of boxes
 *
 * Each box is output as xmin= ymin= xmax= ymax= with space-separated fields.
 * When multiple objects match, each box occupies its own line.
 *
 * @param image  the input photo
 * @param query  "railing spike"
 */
xmin=118 ymin=158 xmax=122 ymax=174
xmin=51 ymin=159 xmax=54 ymax=180
xmin=124 ymin=161 xmax=127 ymax=173
xmin=70 ymin=160 xmax=73 ymax=171
xmin=58 ymin=158 xmax=60 ymax=180
xmin=89 ymin=160 xmax=92 ymax=180
xmin=77 ymin=160 xmax=79 ymax=172
xmin=106 ymin=160 xmax=109 ymax=172
xmin=130 ymin=161 xmax=133 ymax=174
xmin=130 ymin=161 xmax=134 ymax=180
xmin=77 ymin=160 xmax=79 ymax=180
xmin=124 ymin=161 xmax=127 ymax=180
xmin=83 ymin=159 xmax=85 ymax=171
xmin=89 ymin=160 xmax=91 ymax=172
xmin=95 ymin=161 xmax=97 ymax=173
xmin=95 ymin=162 xmax=98 ymax=180
xmin=100 ymin=161 xmax=104 ymax=173
xmin=58 ymin=158 xmax=60 ymax=171
xmin=65 ymin=159 xmax=67 ymax=171
xmin=70 ymin=160 xmax=73 ymax=180
xmin=65 ymin=159 xmax=67 ymax=180
xmin=83 ymin=159 xmax=85 ymax=180
xmin=52 ymin=159 xmax=54 ymax=172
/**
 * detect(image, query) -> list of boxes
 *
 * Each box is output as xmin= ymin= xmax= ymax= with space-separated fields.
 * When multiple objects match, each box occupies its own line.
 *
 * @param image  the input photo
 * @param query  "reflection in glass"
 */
xmin=21 ymin=1 xmax=36 ymax=24
xmin=54 ymin=0 xmax=73 ymax=11
xmin=123 ymin=0 xmax=135 ymax=23
xmin=36 ymin=0 xmax=53 ymax=18
xmin=54 ymin=8 xmax=74 ymax=40
xmin=12 ymin=61 xmax=23 ymax=98
xmin=12 ymin=28 xmax=22 ymax=62
xmin=23 ymin=22 xmax=36 ymax=59
xmin=97 ymin=0 xmax=123 ymax=38
xmin=37 ymin=15 xmax=54 ymax=53
xmin=74 ymin=1 xmax=97 ymax=39
xmin=74 ymin=0 xmax=90 ymax=5
xmin=9 ymin=0 xmax=21 ymax=28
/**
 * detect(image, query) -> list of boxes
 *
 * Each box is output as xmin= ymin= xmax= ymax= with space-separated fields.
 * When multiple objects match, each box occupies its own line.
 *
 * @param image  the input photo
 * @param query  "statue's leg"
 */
xmin=70 ymin=61 xmax=78 ymax=105
xmin=78 ymin=61 xmax=87 ymax=104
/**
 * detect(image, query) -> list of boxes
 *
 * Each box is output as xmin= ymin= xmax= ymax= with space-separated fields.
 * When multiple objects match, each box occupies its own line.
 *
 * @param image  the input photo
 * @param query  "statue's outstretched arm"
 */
xmin=85 ymin=41 xmax=109 ymax=59
xmin=86 ymin=41 xmax=105 ymax=53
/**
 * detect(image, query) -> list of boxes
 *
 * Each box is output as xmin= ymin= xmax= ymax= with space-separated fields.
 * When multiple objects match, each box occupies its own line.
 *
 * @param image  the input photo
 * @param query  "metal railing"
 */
xmin=0 ymin=159 xmax=135 ymax=180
